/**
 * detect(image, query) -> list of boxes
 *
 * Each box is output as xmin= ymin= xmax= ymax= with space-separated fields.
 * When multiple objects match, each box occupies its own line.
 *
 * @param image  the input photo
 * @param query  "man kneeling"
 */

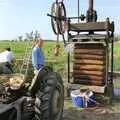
xmin=0 ymin=47 xmax=15 ymax=74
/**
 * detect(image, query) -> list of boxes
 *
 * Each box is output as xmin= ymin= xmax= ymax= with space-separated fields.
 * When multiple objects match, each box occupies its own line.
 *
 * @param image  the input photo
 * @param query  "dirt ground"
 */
xmin=63 ymin=97 xmax=120 ymax=120
xmin=63 ymin=108 xmax=120 ymax=120
xmin=63 ymin=78 xmax=120 ymax=120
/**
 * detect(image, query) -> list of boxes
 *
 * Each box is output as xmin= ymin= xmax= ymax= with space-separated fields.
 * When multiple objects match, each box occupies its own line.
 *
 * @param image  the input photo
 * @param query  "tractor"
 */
xmin=0 ymin=23 xmax=64 ymax=120
xmin=0 ymin=66 xmax=64 ymax=120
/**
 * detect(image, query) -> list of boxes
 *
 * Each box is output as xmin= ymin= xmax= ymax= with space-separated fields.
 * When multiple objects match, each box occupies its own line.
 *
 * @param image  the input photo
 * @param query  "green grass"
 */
xmin=0 ymin=40 xmax=67 ymax=59
xmin=0 ymin=41 xmax=120 ymax=71
xmin=0 ymin=41 xmax=28 ymax=57
xmin=114 ymin=42 xmax=120 ymax=71
xmin=0 ymin=40 xmax=67 ymax=71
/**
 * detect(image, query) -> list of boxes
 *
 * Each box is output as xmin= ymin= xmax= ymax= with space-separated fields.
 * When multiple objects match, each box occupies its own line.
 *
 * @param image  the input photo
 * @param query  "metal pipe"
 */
xmin=78 ymin=0 xmax=80 ymax=23
xmin=67 ymin=18 xmax=70 ymax=83
xmin=111 ymin=35 xmax=114 ymax=85
xmin=89 ymin=0 xmax=93 ymax=11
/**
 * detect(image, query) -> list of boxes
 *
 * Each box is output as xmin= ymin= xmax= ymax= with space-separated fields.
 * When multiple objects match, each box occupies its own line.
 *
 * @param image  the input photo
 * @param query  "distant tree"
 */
xmin=18 ymin=36 xmax=23 ymax=41
xmin=34 ymin=30 xmax=41 ymax=41
xmin=11 ymin=39 xmax=14 ymax=42
xmin=26 ymin=31 xmax=34 ymax=41
xmin=23 ymin=38 xmax=27 ymax=41
xmin=25 ymin=30 xmax=41 ymax=41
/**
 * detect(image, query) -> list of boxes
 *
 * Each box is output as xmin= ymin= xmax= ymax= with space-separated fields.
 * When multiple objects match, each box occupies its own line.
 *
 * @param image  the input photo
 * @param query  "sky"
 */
xmin=0 ymin=0 xmax=120 ymax=40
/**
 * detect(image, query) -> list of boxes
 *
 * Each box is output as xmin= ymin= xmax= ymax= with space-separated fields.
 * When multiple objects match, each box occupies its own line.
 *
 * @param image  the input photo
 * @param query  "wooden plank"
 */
xmin=74 ymin=60 xmax=105 ymax=65
xmin=74 ymin=54 xmax=105 ymax=60
xmin=73 ymin=74 xmax=103 ymax=81
xmin=74 ymin=49 xmax=105 ymax=55
xmin=69 ymin=22 xmax=110 ymax=32
xmin=73 ymin=65 xmax=104 ymax=71
xmin=75 ymin=43 xmax=105 ymax=49
xmin=64 ymin=83 xmax=106 ymax=93
xmin=73 ymin=79 xmax=105 ymax=86
xmin=73 ymin=70 xmax=104 ymax=76
xmin=71 ymin=34 xmax=107 ymax=40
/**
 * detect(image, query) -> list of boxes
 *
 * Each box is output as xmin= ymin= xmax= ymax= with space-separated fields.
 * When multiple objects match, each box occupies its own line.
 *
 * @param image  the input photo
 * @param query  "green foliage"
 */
xmin=0 ymin=40 xmax=120 ymax=71
xmin=0 ymin=41 xmax=29 ymax=58
xmin=113 ymin=43 xmax=120 ymax=71
xmin=0 ymin=40 xmax=67 ymax=71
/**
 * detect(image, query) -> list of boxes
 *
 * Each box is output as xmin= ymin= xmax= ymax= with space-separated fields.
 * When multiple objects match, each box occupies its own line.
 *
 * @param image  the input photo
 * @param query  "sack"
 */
xmin=65 ymin=43 xmax=74 ymax=53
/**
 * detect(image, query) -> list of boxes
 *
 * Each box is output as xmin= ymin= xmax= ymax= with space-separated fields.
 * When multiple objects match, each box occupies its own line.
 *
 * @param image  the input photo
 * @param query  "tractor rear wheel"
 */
xmin=34 ymin=72 xmax=64 ymax=120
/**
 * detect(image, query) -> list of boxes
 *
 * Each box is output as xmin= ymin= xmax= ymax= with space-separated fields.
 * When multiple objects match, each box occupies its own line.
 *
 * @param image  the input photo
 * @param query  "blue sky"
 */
xmin=0 ymin=0 xmax=120 ymax=40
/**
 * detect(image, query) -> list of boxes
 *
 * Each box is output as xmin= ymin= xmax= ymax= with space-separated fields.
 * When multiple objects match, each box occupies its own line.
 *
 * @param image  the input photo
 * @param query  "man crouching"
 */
xmin=0 ymin=47 xmax=15 ymax=74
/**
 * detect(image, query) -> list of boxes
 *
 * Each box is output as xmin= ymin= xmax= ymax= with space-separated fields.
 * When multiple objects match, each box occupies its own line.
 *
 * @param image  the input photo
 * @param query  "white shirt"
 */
xmin=0 ymin=50 xmax=15 ymax=63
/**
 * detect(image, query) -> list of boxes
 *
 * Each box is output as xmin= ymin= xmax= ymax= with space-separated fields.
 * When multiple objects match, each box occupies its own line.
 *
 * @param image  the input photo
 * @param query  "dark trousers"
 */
xmin=0 ymin=62 xmax=13 ymax=74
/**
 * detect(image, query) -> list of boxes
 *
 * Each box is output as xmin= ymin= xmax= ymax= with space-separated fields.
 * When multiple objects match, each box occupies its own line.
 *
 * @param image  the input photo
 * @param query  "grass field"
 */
xmin=113 ymin=42 xmax=120 ymax=71
xmin=0 ymin=40 xmax=66 ymax=59
xmin=0 ymin=40 xmax=120 ymax=71
xmin=0 ymin=40 xmax=67 ymax=72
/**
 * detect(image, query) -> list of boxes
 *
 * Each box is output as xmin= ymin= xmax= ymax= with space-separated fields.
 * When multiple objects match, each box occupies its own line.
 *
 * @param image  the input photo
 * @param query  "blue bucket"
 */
xmin=71 ymin=89 xmax=94 ymax=108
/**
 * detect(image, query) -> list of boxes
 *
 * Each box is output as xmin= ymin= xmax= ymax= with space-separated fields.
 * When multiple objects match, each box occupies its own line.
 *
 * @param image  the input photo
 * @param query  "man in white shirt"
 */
xmin=0 ymin=48 xmax=15 ymax=74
